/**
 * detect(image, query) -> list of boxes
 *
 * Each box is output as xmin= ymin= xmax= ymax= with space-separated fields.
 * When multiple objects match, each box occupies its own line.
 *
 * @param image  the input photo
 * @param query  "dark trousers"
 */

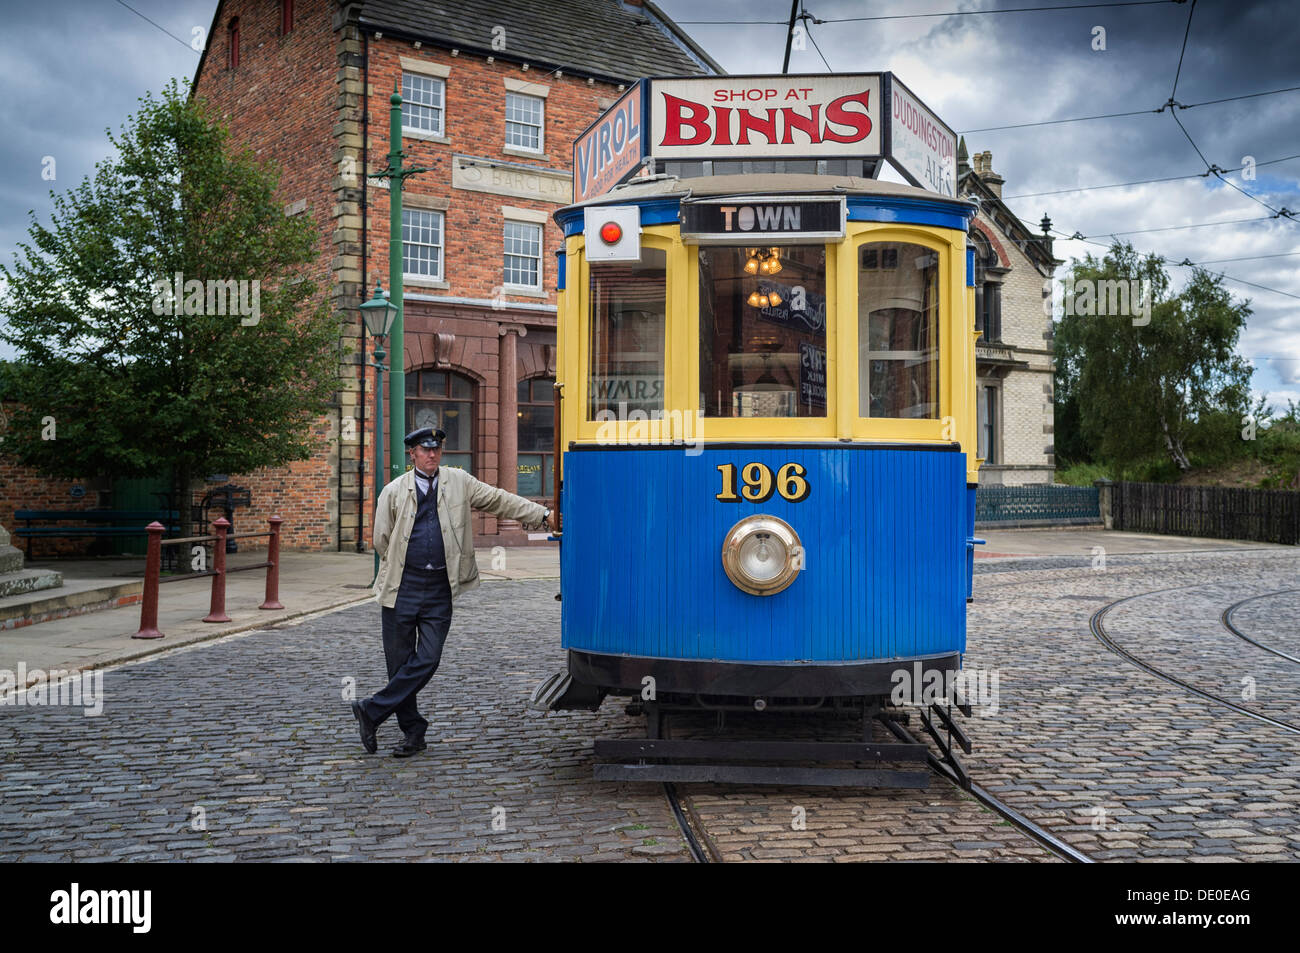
xmin=362 ymin=567 xmax=453 ymax=738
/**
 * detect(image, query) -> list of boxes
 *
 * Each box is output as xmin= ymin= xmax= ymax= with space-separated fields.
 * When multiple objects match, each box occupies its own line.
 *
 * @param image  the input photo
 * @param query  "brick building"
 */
xmin=180 ymin=0 xmax=718 ymax=551
xmin=959 ymin=142 xmax=1060 ymax=485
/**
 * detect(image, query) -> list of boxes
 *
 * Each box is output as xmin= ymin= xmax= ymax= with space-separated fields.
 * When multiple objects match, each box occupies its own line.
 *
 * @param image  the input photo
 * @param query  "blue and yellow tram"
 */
xmin=532 ymin=75 xmax=980 ymax=778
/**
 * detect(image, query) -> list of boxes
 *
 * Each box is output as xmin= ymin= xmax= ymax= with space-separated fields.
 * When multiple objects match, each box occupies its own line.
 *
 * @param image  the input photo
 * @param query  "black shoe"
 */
xmin=351 ymin=699 xmax=378 ymax=754
xmin=392 ymin=733 xmax=427 ymax=758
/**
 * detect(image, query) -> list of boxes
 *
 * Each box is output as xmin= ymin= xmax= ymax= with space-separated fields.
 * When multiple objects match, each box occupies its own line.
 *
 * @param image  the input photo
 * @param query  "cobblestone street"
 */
xmin=965 ymin=549 xmax=1300 ymax=861
xmin=2 ymin=548 xmax=1298 ymax=862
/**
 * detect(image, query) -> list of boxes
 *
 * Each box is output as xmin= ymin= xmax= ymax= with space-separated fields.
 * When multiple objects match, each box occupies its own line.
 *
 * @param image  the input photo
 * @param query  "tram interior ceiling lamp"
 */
xmin=584 ymin=205 xmax=642 ymax=261
xmin=722 ymin=515 xmax=802 ymax=596
xmin=744 ymin=247 xmax=784 ymax=308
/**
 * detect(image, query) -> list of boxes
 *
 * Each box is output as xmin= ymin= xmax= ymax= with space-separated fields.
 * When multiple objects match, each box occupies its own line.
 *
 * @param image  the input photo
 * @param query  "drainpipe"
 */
xmin=356 ymin=28 xmax=371 ymax=552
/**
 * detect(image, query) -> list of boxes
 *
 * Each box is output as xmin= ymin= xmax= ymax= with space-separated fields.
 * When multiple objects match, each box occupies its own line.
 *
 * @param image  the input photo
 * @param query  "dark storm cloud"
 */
xmin=0 ymin=0 xmax=214 ymax=357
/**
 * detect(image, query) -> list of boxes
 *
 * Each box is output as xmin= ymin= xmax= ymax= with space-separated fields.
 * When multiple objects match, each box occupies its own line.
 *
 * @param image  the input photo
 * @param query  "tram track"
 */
xmin=1220 ymin=588 xmax=1300 ymax=666
xmin=1089 ymin=585 xmax=1300 ymax=738
xmin=880 ymin=716 xmax=1092 ymax=863
xmin=663 ymin=783 xmax=720 ymax=863
xmin=657 ymin=714 xmax=1087 ymax=863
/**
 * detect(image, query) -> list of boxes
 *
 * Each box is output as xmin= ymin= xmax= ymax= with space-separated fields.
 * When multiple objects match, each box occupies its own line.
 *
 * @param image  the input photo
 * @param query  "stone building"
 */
xmin=959 ymin=142 xmax=1060 ymax=485
xmin=182 ymin=0 xmax=719 ymax=550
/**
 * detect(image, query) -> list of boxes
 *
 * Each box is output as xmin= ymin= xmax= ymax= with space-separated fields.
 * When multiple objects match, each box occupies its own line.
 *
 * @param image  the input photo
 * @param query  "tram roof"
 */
xmin=565 ymin=173 xmax=977 ymax=211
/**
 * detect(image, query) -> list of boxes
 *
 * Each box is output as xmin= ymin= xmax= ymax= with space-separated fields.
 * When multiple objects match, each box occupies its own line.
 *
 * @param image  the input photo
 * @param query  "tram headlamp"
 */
xmin=599 ymin=221 xmax=623 ymax=244
xmin=721 ymin=515 xmax=802 ymax=596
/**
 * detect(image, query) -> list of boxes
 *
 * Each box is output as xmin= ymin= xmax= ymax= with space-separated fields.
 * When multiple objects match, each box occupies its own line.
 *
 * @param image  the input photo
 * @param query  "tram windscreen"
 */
xmin=858 ymin=242 xmax=940 ymax=419
xmin=698 ymin=245 xmax=828 ymax=418
xmin=588 ymin=247 xmax=667 ymax=420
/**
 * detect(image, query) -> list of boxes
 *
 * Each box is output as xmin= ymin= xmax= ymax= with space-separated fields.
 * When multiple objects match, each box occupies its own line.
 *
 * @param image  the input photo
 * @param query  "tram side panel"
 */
xmin=560 ymin=444 xmax=967 ymax=669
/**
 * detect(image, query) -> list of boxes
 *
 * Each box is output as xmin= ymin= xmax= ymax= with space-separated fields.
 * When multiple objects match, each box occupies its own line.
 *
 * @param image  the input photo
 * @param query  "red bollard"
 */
xmin=133 ymin=522 xmax=166 ymax=639
xmin=260 ymin=515 xmax=284 ymax=610
xmin=203 ymin=518 xmax=231 ymax=623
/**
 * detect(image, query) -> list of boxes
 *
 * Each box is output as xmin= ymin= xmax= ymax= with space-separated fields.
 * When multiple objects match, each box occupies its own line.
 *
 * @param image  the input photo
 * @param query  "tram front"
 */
xmin=533 ymin=73 xmax=980 ymax=723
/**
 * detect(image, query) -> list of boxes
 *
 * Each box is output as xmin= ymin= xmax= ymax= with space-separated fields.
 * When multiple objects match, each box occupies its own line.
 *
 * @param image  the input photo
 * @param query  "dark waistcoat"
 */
xmin=408 ymin=476 xmax=447 ymax=571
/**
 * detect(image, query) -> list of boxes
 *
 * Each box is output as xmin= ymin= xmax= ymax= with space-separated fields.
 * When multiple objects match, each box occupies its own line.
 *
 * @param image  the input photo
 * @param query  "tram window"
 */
xmin=588 ymin=247 xmax=666 ymax=420
xmin=698 ymin=245 xmax=827 ymax=418
xmin=858 ymin=242 xmax=940 ymax=419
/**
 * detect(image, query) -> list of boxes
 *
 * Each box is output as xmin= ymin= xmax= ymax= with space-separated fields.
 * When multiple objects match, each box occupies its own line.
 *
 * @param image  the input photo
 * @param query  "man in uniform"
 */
xmin=350 ymin=426 xmax=553 ymax=756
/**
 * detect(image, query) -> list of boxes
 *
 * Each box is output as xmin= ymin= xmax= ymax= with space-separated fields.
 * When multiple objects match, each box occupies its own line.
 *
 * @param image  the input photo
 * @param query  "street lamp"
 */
xmin=360 ymin=280 xmax=398 ymax=582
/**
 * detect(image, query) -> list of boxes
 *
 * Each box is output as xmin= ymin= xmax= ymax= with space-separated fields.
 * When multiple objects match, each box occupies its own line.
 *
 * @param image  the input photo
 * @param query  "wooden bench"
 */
xmin=13 ymin=510 xmax=181 ymax=559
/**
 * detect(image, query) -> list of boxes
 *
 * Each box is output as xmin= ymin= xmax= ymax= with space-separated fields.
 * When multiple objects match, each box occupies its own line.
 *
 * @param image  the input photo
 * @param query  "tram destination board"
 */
xmin=680 ymin=196 xmax=846 ymax=244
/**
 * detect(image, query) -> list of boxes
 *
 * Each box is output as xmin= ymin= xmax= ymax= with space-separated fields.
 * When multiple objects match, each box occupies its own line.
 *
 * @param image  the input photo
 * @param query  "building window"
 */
xmin=517 ymin=378 xmax=555 ymax=498
xmin=589 ymin=246 xmax=666 ymax=420
xmin=402 ymin=209 xmax=444 ymax=282
xmin=978 ymin=384 xmax=999 ymax=463
xmin=406 ymin=370 xmax=474 ymax=474
xmin=505 ymin=92 xmax=544 ymax=152
xmin=977 ymin=281 xmax=1002 ymax=343
xmin=504 ymin=221 xmax=542 ymax=290
xmin=402 ymin=72 xmax=445 ymax=136
xmin=227 ymin=18 xmax=240 ymax=69
xmin=858 ymin=242 xmax=940 ymax=419
xmin=699 ymin=245 xmax=828 ymax=418
xmin=281 ymin=0 xmax=293 ymax=34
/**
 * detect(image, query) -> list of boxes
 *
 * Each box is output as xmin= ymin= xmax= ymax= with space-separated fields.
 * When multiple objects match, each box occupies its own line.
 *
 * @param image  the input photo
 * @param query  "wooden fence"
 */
xmin=1111 ymin=481 xmax=1300 ymax=545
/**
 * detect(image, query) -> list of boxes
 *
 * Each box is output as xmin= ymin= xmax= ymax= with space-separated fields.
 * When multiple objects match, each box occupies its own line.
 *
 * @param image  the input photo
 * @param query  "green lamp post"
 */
xmin=360 ymin=280 xmax=398 ymax=582
xmin=368 ymin=82 xmax=433 ymax=483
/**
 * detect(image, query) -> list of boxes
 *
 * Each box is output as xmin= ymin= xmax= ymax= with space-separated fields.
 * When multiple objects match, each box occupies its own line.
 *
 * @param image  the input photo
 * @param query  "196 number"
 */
xmin=716 ymin=463 xmax=810 ymax=503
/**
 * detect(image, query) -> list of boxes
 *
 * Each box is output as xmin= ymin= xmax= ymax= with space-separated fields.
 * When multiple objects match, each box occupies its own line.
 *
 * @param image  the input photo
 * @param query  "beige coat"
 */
xmin=371 ymin=466 xmax=548 ymax=607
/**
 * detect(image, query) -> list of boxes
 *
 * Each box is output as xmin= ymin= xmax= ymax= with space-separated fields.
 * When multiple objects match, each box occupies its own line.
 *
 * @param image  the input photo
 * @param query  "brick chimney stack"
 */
xmin=973 ymin=150 xmax=1004 ymax=198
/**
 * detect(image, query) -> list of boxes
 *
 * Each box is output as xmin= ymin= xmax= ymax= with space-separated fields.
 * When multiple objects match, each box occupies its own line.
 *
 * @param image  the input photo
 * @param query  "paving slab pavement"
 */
xmin=0 ymin=546 xmax=559 ymax=696
xmin=977 ymin=527 xmax=1291 ymax=559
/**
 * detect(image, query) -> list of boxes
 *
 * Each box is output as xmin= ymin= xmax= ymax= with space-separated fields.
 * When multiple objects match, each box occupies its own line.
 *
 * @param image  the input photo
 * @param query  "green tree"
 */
xmin=1053 ymin=241 xmax=1252 ymax=474
xmin=0 ymin=79 xmax=340 ymax=525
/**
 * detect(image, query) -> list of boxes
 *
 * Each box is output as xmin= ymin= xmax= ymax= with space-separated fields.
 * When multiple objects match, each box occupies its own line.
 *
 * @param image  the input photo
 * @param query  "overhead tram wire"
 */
xmin=1042 ymin=227 xmax=1300 ymax=300
xmin=1157 ymin=0 xmax=1297 ymax=224
xmin=803 ymin=16 xmax=834 ymax=72
xmin=959 ymin=85 xmax=1300 ymax=134
xmin=112 ymin=0 xmax=198 ymax=52
xmin=677 ymin=1 xmax=1179 ymax=25
xmin=1002 ymin=153 xmax=1300 ymax=200
xmin=1168 ymin=0 xmax=1197 ymax=101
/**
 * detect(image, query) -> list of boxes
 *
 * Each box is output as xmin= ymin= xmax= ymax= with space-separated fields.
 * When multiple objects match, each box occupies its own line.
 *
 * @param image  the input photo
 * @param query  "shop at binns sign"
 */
xmin=651 ymin=75 xmax=882 ymax=158
xmin=572 ymin=73 xmax=959 ymax=201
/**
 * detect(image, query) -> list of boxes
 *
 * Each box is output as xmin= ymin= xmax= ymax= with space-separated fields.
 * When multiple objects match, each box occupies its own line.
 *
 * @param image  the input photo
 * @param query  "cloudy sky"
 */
xmin=2 ymin=0 xmax=1297 ymax=407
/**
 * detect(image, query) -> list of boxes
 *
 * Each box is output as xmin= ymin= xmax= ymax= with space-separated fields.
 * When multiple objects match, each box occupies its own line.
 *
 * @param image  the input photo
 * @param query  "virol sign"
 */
xmin=573 ymin=83 xmax=646 ymax=204
xmin=649 ymin=75 xmax=883 ymax=159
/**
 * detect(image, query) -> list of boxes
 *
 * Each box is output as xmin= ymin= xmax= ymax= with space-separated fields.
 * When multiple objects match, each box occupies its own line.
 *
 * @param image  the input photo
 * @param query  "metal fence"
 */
xmin=1112 ymin=481 xmax=1300 ymax=545
xmin=975 ymin=484 xmax=1100 ymax=526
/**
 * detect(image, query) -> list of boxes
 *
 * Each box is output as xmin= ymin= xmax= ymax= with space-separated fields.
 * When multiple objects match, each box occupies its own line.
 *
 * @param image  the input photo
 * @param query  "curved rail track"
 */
xmin=1220 ymin=588 xmax=1300 ymax=665
xmin=1090 ymin=585 xmax=1300 ymax=738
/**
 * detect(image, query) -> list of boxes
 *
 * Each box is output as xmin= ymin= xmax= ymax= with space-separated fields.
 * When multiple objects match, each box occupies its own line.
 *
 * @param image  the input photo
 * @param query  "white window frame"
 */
xmin=504 ymin=92 xmax=544 ymax=154
xmin=400 ymin=69 xmax=447 ymax=141
xmin=502 ymin=219 xmax=543 ymax=293
xmin=402 ymin=208 xmax=445 ymax=285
